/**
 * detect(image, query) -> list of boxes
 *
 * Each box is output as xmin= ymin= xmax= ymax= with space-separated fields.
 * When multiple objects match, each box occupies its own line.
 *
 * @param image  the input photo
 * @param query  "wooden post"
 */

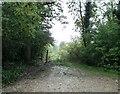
xmin=40 ymin=53 xmax=43 ymax=61
xmin=45 ymin=50 xmax=48 ymax=63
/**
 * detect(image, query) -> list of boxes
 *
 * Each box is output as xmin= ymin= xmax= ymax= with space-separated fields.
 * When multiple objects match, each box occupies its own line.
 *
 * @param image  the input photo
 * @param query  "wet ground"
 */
xmin=3 ymin=63 xmax=118 ymax=92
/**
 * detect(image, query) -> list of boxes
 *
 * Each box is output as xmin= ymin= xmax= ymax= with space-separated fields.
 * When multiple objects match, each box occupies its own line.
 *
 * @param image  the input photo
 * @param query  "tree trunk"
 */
xmin=79 ymin=2 xmax=87 ymax=47
xmin=25 ymin=45 xmax=31 ymax=63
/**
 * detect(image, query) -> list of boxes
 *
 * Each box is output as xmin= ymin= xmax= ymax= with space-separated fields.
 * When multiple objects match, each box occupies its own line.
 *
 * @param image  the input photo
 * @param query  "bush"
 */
xmin=2 ymin=62 xmax=26 ymax=86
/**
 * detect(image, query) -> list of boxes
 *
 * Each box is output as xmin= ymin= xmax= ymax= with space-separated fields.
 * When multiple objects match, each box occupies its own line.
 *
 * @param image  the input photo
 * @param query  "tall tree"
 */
xmin=67 ymin=1 xmax=92 ymax=47
xmin=2 ymin=2 xmax=65 ymax=64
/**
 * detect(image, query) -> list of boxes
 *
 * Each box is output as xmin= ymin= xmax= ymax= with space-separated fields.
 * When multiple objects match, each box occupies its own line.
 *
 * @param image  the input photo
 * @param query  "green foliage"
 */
xmin=2 ymin=2 xmax=54 ymax=62
xmin=48 ymin=45 xmax=60 ymax=61
xmin=2 ymin=62 xmax=26 ymax=86
xmin=2 ymin=1 xmax=66 ymax=62
xmin=2 ymin=2 xmax=65 ymax=86
xmin=61 ymin=2 xmax=120 ymax=73
xmin=61 ymin=18 xmax=120 ymax=72
xmin=100 ymin=47 xmax=120 ymax=72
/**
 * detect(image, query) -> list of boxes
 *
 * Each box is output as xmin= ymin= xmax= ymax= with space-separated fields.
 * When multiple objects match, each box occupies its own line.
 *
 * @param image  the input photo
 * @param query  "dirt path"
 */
xmin=3 ymin=63 xmax=118 ymax=92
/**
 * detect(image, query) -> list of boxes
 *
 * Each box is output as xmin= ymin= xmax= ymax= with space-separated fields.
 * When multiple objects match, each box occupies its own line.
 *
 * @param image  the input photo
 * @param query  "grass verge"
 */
xmin=53 ymin=61 xmax=119 ymax=77
xmin=71 ymin=62 xmax=119 ymax=77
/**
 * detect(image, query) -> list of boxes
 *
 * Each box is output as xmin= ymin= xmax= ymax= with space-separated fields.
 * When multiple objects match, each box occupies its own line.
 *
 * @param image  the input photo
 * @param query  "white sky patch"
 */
xmin=50 ymin=0 xmax=80 ymax=45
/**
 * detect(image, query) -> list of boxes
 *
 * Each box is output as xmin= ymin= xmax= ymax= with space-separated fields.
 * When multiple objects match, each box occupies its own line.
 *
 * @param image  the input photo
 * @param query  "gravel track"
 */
xmin=3 ymin=63 xmax=118 ymax=92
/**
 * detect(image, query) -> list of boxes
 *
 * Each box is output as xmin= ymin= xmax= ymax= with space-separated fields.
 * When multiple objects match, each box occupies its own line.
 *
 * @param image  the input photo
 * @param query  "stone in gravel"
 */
xmin=59 ymin=83 xmax=62 ymax=86
xmin=63 ymin=72 xmax=66 ymax=75
xmin=106 ymin=79 xmax=109 ymax=81
xmin=115 ymin=80 xmax=118 ymax=83
xmin=70 ymin=73 xmax=72 ymax=75
xmin=41 ymin=69 xmax=45 ymax=71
